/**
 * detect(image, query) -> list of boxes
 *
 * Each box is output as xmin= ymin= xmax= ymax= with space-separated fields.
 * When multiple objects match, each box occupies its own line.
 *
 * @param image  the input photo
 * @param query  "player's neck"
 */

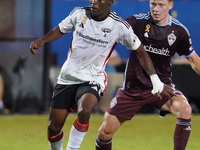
xmin=157 ymin=14 xmax=170 ymax=26
xmin=92 ymin=10 xmax=110 ymax=21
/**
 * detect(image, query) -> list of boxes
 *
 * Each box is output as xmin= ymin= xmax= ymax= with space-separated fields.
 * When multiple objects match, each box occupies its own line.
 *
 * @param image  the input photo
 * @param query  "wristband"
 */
xmin=150 ymin=74 xmax=164 ymax=95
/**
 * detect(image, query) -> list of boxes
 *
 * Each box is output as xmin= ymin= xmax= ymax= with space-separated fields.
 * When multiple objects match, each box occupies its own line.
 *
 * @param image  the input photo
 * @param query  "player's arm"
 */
xmin=187 ymin=53 xmax=200 ymax=75
xmin=134 ymin=44 xmax=156 ymax=75
xmin=30 ymin=26 xmax=64 ymax=54
xmin=134 ymin=44 xmax=176 ymax=99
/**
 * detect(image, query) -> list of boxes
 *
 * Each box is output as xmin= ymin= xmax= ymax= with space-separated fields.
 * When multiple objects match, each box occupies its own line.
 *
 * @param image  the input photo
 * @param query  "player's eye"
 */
xmin=159 ymin=4 xmax=164 ymax=7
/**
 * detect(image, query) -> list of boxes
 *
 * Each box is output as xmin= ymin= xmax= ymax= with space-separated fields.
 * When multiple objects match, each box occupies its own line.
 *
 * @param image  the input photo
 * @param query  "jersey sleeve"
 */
xmin=118 ymin=25 xmax=141 ymax=51
xmin=58 ymin=7 xmax=80 ymax=34
xmin=177 ymin=27 xmax=195 ymax=59
xmin=124 ymin=15 xmax=138 ymax=31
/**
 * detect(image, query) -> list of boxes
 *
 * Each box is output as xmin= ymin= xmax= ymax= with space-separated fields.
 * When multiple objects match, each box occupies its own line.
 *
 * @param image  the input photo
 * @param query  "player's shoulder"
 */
xmin=69 ymin=6 xmax=86 ymax=16
xmin=132 ymin=12 xmax=151 ymax=20
xmin=109 ymin=11 xmax=131 ymax=29
xmin=125 ymin=12 xmax=150 ymax=25
xmin=171 ymin=16 xmax=190 ymax=35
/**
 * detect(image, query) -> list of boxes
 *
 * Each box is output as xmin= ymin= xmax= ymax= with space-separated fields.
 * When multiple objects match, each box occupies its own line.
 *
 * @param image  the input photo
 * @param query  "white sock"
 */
xmin=49 ymin=136 xmax=64 ymax=150
xmin=66 ymin=125 xmax=87 ymax=150
xmin=48 ymin=131 xmax=64 ymax=150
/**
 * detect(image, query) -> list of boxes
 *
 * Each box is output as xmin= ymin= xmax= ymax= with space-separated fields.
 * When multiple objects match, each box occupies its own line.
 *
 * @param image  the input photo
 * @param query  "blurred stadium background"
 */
xmin=0 ymin=0 xmax=200 ymax=114
xmin=1 ymin=1 xmax=200 ymax=150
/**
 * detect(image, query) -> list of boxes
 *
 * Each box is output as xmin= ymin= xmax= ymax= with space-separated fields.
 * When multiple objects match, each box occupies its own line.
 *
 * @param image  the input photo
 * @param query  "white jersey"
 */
xmin=57 ymin=7 xmax=141 ymax=91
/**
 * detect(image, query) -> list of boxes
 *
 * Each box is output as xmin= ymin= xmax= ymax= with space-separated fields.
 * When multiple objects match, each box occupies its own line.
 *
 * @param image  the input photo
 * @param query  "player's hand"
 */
xmin=30 ymin=39 xmax=44 ymax=54
xmin=155 ymin=84 xmax=176 ymax=100
xmin=150 ymin=74 xmax=164 ymax=95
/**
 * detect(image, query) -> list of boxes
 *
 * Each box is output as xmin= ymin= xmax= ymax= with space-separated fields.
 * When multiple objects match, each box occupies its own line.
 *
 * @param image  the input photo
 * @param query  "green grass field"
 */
xmin=0 ymin=113 xmax=199 ymax=150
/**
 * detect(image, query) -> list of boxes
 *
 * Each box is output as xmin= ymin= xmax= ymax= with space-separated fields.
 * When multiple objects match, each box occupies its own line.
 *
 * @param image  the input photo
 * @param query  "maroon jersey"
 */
xmin=123 ymin=12 xmax=195 ymax=95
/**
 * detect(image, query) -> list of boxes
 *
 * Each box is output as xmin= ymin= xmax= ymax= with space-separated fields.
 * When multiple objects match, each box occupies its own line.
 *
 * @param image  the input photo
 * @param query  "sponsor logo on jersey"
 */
xmin=189 ymin=46 xmax=193 ymax=51
xmin=110 ymin=97 xmax=117 ymax=109
xmin=144 ymin=24 xmax=150 ymax=38
xmin=76 ymin=31 xmax=108 ymax=44
xmin=89 ymin=81 xmax=100 ymax=86
xmin=144 ymin=45 xmax=170 ymax=56
xmin=144 ymin=32 xmax=149 ymax=38
xmin=189 ymin=38 xmax=194 ymax=51
xmin=76 ymin=31 xmax=108 ymax=48
xmin=101 ymin=28 xmax=111 ymax=37
xmin=189 ymin=38 xmax=192 ymax=44
xmin=79 ymin=16 xmax=88 ymax=28
xmin=91 ymin=86 xmax=97 ymax=91
xmin=132 ymin=36 xmax=138 ymax=43
xmin=79 ymin=23 xmax=84 ymax=28
xmin=167 ymin=31 xmax=176 ymax=46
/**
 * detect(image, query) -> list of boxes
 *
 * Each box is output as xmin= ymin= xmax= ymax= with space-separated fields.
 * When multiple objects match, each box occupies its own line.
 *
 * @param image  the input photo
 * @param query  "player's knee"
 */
xmin=48 ymin=122 xmax=62 ymax=135
xmin=77 ymin=109 xmax=91 ymax=123
xmin=98 ymin=125 xmax=112 ymax=140
xmin=178 ymin=103 xmax=192 ymax=118
xmin=182 ymin=104 xmax=192 ymax=115
xmin=98 ymin=127 xmax=107 ymax=139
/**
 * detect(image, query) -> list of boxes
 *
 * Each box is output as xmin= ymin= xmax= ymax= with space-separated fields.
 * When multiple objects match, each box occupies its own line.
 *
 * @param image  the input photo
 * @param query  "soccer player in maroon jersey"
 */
xmin=96 ymin=0 xmax=200 ymax=150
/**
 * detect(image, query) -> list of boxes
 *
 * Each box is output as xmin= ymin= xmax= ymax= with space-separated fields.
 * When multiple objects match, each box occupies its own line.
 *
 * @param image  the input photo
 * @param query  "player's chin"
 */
xmin=91 ymin=11 xmax=99 ymax=17
xmin=91 ymin=8 xmax=100 ymax=15
xmin=152 ymin=17 xmax=160 ymax=21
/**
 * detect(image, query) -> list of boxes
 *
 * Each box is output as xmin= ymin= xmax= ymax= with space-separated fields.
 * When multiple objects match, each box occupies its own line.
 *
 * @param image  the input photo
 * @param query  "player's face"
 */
xmin=150 ymin=0 xmax=173 ymax=25
xmin=89 ymin=0 xmax=113 ymax=21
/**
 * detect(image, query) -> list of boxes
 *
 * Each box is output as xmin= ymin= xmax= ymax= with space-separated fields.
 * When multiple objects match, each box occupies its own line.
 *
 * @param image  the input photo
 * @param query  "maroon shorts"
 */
xmin=106 ymin=88 xmax=182 ymax=120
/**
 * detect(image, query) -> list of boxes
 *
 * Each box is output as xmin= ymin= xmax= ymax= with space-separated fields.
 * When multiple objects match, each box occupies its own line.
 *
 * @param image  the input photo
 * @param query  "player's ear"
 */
xmin=109 ymin=0 xmax=114 ymax=6
xmin=169 ymin=1 xmax=174 ymax=10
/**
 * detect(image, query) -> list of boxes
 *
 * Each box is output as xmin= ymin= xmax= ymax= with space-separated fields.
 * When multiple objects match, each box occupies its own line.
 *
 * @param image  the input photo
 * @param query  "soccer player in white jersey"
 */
xmin=96 ymin=0 xmax=200 ymax=150
xmin=30 ymin=0 xmax=175 ymax=150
